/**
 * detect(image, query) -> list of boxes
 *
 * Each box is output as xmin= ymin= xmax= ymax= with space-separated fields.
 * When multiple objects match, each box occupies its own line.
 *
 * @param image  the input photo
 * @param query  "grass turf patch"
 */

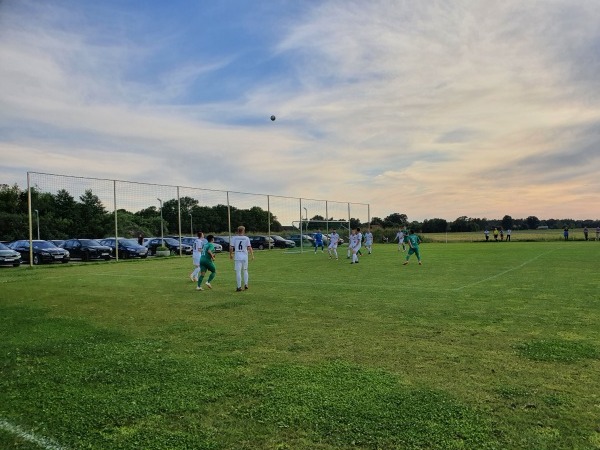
xmin=515 ymin=339 xmax=599 ymax=362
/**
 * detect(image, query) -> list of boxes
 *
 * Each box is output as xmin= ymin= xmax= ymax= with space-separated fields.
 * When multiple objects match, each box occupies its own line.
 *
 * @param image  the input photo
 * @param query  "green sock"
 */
xmin=208 ymin=272 xmax=216 ymax=283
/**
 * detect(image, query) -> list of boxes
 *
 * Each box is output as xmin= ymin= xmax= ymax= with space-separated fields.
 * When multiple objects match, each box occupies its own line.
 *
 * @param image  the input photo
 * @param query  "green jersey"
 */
xmin=407 ymin=234 xmax=420 ymax=248
xmin=201 ymin=242 xmax=215 ymax=261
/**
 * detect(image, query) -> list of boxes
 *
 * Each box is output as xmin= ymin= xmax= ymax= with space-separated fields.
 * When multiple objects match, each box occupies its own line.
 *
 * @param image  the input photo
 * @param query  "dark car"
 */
xmin=0 ymin=242 xmax=22 ymax=267
xmin=270 ymin=234 xmax=296 ymax=249
xmin=213 ymin=236 xmax=231 ymax=251
xmin=8 ymin=240 xmax=70 ymax=265
xmin=248 ymin=235 xmax=275 ymax=250
xmin=61 ymin=239 xmax=112 ymax=261
xmin=99 ymin=238 xmax=149 ymax=259
xmin=145 ymin=237 xmax=193 ymax=256
xmin=50 ymin=239 xmax=65 ymax=247
xmin=288 ymin=234 xmax=315 ymax=248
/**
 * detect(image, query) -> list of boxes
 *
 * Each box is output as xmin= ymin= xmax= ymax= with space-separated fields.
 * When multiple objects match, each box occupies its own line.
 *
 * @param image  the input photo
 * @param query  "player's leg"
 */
xmin=206 ymin=261 xmax=216 ymax=286
xmin=197 ymin=266 xmax=207 ymax=290
xmin=234 ymin=260 xmax=243 ymax=290
xmin=242 ymin=259 xmax=249 ymax=289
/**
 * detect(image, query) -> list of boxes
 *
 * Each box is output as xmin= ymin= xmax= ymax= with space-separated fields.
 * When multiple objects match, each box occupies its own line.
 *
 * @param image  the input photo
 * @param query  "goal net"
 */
xmin=288 ymin=219 xmax=351 ymax=253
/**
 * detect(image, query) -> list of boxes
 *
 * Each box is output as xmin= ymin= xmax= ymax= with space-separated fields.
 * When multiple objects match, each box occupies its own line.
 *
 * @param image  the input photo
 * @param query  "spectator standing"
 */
xmin=506 ymin=229 xmax=512 ymax=241
xmin=563 ymin=227 xmax=569 ymax=241
xmin=583 ymin=227 xmax=589 ymax=241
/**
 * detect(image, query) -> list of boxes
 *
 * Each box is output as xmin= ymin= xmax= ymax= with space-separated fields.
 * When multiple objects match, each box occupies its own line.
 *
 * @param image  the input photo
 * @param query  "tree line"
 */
xmin=1 ymin=184 xmax=598 ymax=242
xmin=0 ymin=184 xmax=285 ymax=242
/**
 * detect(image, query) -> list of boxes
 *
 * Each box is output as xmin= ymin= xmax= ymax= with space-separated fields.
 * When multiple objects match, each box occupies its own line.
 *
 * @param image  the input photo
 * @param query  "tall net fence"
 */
xmin=27 ymin=172 xmax=369 ymax=254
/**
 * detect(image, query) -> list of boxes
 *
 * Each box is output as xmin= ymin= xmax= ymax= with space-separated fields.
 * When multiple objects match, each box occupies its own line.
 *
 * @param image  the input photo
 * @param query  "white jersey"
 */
xmin=364 ymin=232 xmax=373 ymax=245
xmin=328 ymin=233 xmax=339 ymax=247
xmin=230 ymin=235 xmax=251 ymax=261
xmin=193 ymin=238 xmax=206 ymax=257
xmin=395 ymin=231 xmax=405 ymax=242
xmin=355 ymin=232 xmax=363 ymax=248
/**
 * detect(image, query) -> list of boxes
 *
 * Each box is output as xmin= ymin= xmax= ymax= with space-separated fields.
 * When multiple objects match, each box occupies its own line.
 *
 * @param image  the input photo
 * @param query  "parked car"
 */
xmin=270 ymin=235 xmax=296 ymax=249
xmin=248 ymin=235 xmax=275 ymax=250
xmin=176 ymin=236 xmax=223 ymax=253
xmin=288 ymin=234 xmax=315 ymax=248
xmin=61 ymin=239 xmax=112 ymax=261
xmin=0 ymin=242 xmax=22 ymax=267
xmin=50 ymin=239 xmax=65 ymax=247
xmin=99 ymin=238 xmax=149 ymax=259
xmin=213 ymin=236 xmax=231 ymax=251
xmin=145 ymin=237 xmax=193 ymax=256
xmin=8 ymin=240 xmax=70 ymax=265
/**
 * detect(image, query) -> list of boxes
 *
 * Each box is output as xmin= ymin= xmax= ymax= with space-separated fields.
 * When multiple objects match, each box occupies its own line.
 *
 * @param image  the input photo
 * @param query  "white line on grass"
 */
xmin=452 ymin=249 xmax=557 ymax=291
xmin=0 ymin=419 xmax=68 ymax=450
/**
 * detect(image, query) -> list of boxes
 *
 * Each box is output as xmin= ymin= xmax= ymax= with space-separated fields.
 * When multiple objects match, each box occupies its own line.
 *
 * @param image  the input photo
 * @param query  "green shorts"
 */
xmin=200 ymin=258 xmax=216 ymax=273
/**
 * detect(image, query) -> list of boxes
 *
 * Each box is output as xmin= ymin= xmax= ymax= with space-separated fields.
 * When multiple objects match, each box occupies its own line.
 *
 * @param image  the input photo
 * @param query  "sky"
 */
xmin=1 ymin=0 xmax=599 ymax=222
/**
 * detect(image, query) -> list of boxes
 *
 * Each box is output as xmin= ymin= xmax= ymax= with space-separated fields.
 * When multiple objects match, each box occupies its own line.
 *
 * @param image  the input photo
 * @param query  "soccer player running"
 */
xmin=229 ymin=225 xmax=254 ymax=292
xmin=349 ymin=228 xmax=362 ymax=264
xmin=402 ymin=229 xmax=422 ymax=265
xmin=394 ymin=228 xmax=406 ymax=252
xmin=314 ymin=229 xmax=325 ymax=253
xmin=196 ymin=235 xmax=217 ymax=291
xmin=364 ymin=229 xmax=374 ymax=254
xmin=190 ymin=231 xmax=206 ymax=282
xmin=328 ymin=230 xmax=340 ymax=260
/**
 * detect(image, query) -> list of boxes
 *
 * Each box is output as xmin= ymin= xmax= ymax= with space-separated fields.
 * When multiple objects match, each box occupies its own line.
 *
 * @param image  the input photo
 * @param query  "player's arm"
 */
xmin=247 ymin=245 xmax=254 ymax=260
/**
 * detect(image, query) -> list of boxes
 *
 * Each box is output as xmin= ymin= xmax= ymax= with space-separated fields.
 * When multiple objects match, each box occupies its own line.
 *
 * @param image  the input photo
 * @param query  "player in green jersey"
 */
xmin=197 ymin=235 xmax=217 ymax=291
xmin=402 ymin=230 xmax=422 ymax=265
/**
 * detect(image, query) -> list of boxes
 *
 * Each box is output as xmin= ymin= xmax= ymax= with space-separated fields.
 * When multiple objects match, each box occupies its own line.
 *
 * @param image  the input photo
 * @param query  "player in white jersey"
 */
xmin=190 ymin=231 xmax=206 ymax=281
xmin=364 ymin=229 xmax=373 ymax=254
xmin=394 ymin=229 xmax=406 ymax=252
xmin=348 ymin=228 xmax=359 ymax=264
xmin=229 ymin=225 xmax=254 ymax=292
xmin=327 ymin=230 xmax=340 ymax=260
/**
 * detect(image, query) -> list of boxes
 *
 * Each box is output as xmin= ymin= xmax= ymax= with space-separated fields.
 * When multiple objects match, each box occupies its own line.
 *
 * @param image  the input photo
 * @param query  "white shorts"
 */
xmin=192 ymin=255 xmax=201 ymax=266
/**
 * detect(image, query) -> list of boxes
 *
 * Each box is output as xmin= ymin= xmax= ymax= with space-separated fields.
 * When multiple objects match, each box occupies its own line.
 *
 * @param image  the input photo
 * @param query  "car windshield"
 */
xmin=0 ymin=243 xmax=9 ymax=250
xmin=120 ymin=239 xmax=138 ymax=246
xmin=33 ymin=241 xmax=58 ymax=249
xmin=164 ymin=238 xmax=179 ymax=245
xmin=80 ymin=239 xmax=102 ymax=246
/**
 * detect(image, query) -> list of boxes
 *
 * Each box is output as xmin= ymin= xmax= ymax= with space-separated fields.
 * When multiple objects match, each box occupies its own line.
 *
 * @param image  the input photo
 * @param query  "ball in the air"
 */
xmin=270 ymin=115 xmax=276 ymax=121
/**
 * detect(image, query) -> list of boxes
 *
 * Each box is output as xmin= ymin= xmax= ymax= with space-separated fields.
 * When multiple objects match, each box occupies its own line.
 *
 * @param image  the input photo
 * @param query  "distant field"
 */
xmin=1 ymin=242 xmax=599 ymax=449
xmin=422 ymin=228 xmax=597 ymax=243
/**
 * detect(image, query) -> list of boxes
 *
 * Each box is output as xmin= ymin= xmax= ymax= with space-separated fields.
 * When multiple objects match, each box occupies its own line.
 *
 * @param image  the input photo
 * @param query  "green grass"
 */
xmin=1 ymin=242 xmax=599 ymax=449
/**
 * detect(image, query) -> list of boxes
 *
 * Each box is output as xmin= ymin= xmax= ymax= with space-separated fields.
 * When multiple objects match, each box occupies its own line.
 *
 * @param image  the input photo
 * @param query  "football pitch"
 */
xmin=1 ymin=242 xmax=599 ymax=450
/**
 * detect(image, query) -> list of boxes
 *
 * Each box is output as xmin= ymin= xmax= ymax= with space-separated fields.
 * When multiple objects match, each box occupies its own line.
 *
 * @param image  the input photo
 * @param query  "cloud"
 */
xmin=1 ymin=0 xmax=599 ymax=222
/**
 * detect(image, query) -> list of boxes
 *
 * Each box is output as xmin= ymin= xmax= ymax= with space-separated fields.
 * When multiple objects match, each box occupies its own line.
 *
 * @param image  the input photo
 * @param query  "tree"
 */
xmin=501 ymin=215 xmax=513 ymax=230
xmin=75 ymin=190 xmax=111 ymax=237
xmin=422 ymin=218 xmax=448 ymax=233
xmin=526 ymin=216 xmax=540 ymax=230
xmin=383 ymin=213 xmax=408 ymax=228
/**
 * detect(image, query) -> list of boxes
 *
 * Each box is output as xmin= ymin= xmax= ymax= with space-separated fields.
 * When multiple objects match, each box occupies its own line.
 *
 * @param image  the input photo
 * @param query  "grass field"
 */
xmin=1 ymin=241 xmax=599 ymax=450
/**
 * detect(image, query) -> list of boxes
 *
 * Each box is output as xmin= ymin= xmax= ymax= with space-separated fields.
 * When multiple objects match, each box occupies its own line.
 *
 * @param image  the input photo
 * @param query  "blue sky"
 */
xmin=1 ymin=0 xmax=599 ymax=221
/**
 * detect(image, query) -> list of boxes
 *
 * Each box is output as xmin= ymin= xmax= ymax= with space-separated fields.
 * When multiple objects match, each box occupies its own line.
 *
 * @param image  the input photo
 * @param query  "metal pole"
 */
xmin=267 ymin=195 xmax=271 ymax=250
xmin=189 ymin=212 xmax=193 ymax=236
xmin=299 ymin=198 xmax=303 ymax=253
xmin=113 ymin=180 xmax=118 ymax=261
xmin=27 ymin=172 xmax=33 ymax=266
xmin=34 ymin=209 xmax=40 ymax=240
xmin=177 ymin=186 xmax=182 ymax=256
xmin=157 ymin=198 xmax=163 ymax=246
xmin=226 ymin=191 xmax=231 ymax=242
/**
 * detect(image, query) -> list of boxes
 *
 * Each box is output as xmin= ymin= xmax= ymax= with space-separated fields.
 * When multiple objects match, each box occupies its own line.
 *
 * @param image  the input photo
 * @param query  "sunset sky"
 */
xmin=1 ymin=0 xmax=599 ymax=222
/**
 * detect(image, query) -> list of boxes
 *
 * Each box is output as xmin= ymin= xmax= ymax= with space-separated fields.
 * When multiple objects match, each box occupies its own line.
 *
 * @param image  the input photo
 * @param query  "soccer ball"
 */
xmin=270 ymin=115 xmax=276 ymax=121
